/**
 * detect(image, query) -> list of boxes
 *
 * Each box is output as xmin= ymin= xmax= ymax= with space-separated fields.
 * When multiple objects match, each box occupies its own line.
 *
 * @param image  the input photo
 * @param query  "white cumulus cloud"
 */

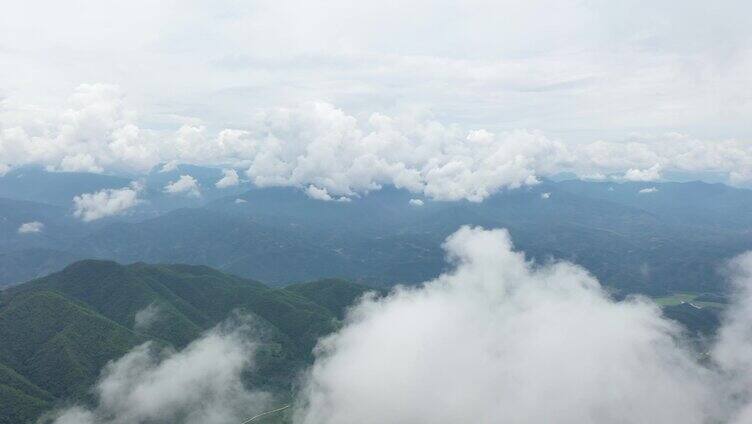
xmin=17 ymin=221 xmax=44 ymax=233
xmin=622 ymin=163 xmax=662 ymax=182
xmin=638 ymin=187 xmax=658 ymax=194
xmin=304 ymin=184 xmax=350 ymax=202
xmin=293 ymin=227 xmax=752 ymax=424
xmin=164 ymin=175 xmax=200 ymax=197
xmin=237 ymin=104 xmax=571 ymax=202
xmin=73 ymin=183 xmax=142 ymax=222
xmin=305 ymin=185 xmax=333 ymax=201
xmin=215 ymin=169 xmax=240 ymax=188
xmin=0 ymin=84 xmax=159 ymax=174
xmin=409 ymin=198 xmax=424 ymax=206
xmin=2 ymin=86 xmax=752 ymax=200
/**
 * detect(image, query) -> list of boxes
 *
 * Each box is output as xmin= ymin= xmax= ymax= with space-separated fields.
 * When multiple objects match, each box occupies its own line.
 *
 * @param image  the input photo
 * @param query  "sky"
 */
xmin=1 ymin=0 xmax=751 ymax=199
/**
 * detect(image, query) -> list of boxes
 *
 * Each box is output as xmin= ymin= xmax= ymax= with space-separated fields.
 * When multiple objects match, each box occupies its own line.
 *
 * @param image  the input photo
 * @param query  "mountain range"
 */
xmin=0 ymin=260 xmax=374 ymax=424
xmin=3 ymin=166 xmax=752 ymax=296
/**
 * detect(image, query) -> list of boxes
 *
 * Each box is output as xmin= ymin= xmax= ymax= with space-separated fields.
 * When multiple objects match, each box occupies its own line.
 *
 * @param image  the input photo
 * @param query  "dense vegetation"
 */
xmin=0 ymin=261 xmax=374 ymax=423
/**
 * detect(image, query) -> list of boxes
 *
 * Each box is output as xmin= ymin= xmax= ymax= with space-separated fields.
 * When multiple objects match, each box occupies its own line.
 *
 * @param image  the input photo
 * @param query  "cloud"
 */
xmin=409 ymin=198 xmax=424 ymax=206
xmin=713 ymin=252 xmax=752 ymax=423
xmin=622 ymin=163 xmax=662 ymax=181
xmin=304 ymin=184 xmax=350 ymax=202
xmin=17 ymin=221 xmax=44 ymax=234
xmin=235 ymin=198 xmax=247 ymax=204
xmin=574 ymin=135 xmax=752 ymax=185
xmin=304 ymin=185 xmax=333 ymax=201
xmin=293 ymin=227 xmax=752 ymax=424
xmin=73 ymin=182 xmax=142 ymax=222
xmin=540 ymin=192 xmax=551 ymax=199
xmin=0 ymin=84 xmax=159 ymax=174
xmin=638 ymin=187 xmax=658 ymax=194
xmin=164 ymin=175 xmax=200 ymax=197
xmin=0 ymin=164 xmax=10 ymax=176
xmin=239 ymin=104 xmax=569 ymax=202
xmin=158 ymin=161 xmax=179 ymax=173
xmin=50 ymin=316 xmax=272 ymax=424
xmin=215 ymin=169 xmax=240 ymax=188
xmin=133 ymin=303 xmax=161 ymax=331
xmin=2 ymin=85 xmax=751 ymax=201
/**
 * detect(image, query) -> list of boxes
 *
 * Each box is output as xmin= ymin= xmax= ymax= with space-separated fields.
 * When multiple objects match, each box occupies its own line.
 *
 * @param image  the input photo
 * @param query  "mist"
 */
xmin=48 ymin=315 xmax=272 ymax=424
xmin=44 ymin=228 xmax=752 ymax=423
xmin=293 ymin=227 xmax=752 ymax=424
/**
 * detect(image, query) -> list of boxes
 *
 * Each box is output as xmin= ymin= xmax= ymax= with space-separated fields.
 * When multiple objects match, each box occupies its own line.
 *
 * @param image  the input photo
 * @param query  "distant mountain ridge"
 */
xmin=2 ymin=167 xmax=752 ymax=295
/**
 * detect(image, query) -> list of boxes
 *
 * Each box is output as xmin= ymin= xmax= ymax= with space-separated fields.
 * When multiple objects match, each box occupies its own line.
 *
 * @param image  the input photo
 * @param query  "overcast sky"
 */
xmin=2 ymin=0 xmax=750 ymax=137
xmin=1 ymin=0 xmax=751 ymax=196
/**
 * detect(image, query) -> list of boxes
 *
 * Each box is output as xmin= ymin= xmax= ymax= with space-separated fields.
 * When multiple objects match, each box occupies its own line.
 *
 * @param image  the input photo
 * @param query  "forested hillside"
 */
xmin=0 ymin=261 xmax=374 ymax=423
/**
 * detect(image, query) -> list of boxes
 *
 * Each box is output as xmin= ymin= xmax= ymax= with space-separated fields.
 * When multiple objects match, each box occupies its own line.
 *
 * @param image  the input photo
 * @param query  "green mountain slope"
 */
xmin=0 ymin=289 xmax=145 ymax=400
xmin=286 ymin=278 xmax=382 ymax=319
xmin=0 ymin=261 xmax=370 ymax=423
xmin=0 ymin=258 xmax=724 ymax=423
xmin=0 ymin=362 xmax=53 ymax=424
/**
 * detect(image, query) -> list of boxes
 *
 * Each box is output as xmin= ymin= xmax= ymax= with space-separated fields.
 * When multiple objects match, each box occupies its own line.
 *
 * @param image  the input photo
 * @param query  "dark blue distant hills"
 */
xmin=2 ymin=166 xmax=752 ymax=295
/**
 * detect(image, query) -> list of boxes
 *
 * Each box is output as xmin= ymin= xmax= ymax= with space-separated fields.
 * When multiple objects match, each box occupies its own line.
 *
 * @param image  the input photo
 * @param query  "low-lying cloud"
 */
xmin=18 ymin=221 xmax=44 ymax=233
xmin=50 ymin=316 xmax=271 ymax=424
xmin=39 ymin=227 xmax=752 ymax=423
xmin=72 ymin=182 xmax=142 ymax=222
xmin=304 ymin=184 xmax=350 ymax=202
xmin=292 ymin=227 xmax=752 ymax=424
xmin=133 ymin=303 xmax=161 ymax=331
xmin=215 ymin=169 xmax=240 ymax=188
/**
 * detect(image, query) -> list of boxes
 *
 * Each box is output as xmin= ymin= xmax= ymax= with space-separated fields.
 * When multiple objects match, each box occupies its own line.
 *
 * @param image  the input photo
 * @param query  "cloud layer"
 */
xmin=51 ymin=317 xmax=271 ymax=424
xmin=293 ymin=227 xmax=752 ymax=424
xmin=2 ymin=1 xmax=750 ymax=139
xmin=2 ymin=85 xmax=751 ymax=201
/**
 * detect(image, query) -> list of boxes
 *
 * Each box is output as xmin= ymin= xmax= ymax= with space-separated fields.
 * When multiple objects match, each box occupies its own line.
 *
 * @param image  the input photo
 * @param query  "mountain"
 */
xmin=0 ymin=260 xmax=724 ymax=424
xmin=0 ymin=167 xmax=132 ymax=207
xmin=2 ymin=178 xmax=752 ymax=295
xmin=73 ymin=208 xmax=358 ymax=283
xmin=0 ymin=198 xmax=82 ymax=252
xmin=0 ymin=165 xmax=251 ymax=220
xmin=557 ymin=180 xmax=752 ymax=231
xmin=0 ymin=260 xmax=377 ymax=423
xmin=286 ymin=278 xmax=384 ymax=320
xmin=198 ymin=181 xmax=752 ymax=294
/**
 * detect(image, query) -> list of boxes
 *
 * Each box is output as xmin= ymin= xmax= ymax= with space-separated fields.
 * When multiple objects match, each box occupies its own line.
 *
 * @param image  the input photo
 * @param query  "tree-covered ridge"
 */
xmin=0 ymin=261 xmax=376 ymax=424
